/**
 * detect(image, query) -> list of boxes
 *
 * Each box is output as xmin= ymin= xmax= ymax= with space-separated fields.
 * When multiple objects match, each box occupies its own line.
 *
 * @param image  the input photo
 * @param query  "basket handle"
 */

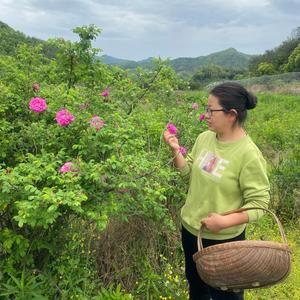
xmin=197 ymin=207 xmax=288 ymax=251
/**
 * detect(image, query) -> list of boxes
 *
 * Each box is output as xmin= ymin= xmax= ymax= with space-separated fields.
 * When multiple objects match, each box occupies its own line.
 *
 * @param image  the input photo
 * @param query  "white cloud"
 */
xmin=0 ymin=0 xmax=299 ymax=60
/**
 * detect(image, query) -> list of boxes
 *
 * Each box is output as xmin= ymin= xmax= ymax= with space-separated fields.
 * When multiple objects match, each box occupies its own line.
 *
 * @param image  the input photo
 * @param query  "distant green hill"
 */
xmin=170 ymin=48 xmax=252 ymax=75
xmin=99 ymin=55 xmax=139 ymax=68
xmin=99 ymin=55 xmax=155 ymax=69
xmin=0 ymin=21 xmax=56 ymax=57
xmin=100 ymin=48 xmax=252 ymax=76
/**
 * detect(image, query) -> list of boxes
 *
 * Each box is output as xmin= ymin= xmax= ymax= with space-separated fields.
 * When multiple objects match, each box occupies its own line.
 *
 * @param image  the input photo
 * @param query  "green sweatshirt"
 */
xmin=179 ymin=130 xmax=270 ymax=240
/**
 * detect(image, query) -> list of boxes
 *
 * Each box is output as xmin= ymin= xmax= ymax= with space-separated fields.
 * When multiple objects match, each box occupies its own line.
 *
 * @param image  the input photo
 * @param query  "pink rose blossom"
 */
xmin=29 ymin=97 xmax=47 ymax=113
xmin=199 ymin=114 xmax=205 ymax=121
xmin=192 ymin=103 xmax=199 ymax=110
xmin=90 ymin=115 xmax=105 ymax=131
xmin=167 ymin=123 xmax=177 ymax=135
xmin=101 ymin=88 xmax=109 ymax=97
xmin=59 ymin=162 xmax=77 ymax=173
xmin=32 ymin=83 xmax=40 ymax=92
xmin=55 ymin=109 xmax=75 ymax=126
xmin=179 ymin=146 xmax=187 ymax=156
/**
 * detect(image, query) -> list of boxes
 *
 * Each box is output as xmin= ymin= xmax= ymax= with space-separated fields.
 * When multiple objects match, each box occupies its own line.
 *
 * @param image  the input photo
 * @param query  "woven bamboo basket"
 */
xmin=192 ymin=207 xmax=292 ymax=292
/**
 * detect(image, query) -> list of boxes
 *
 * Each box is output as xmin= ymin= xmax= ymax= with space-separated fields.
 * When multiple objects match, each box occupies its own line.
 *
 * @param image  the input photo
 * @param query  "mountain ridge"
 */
xmin=99 ymin=48 xmax=252 ymax=75
xmin=0 ymin=20 xmax=252 ymax=75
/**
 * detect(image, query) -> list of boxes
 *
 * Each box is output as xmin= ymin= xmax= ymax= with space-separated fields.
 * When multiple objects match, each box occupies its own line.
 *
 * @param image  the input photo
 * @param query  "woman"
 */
xmin=164 ymin=82 xmax=270 ymax=300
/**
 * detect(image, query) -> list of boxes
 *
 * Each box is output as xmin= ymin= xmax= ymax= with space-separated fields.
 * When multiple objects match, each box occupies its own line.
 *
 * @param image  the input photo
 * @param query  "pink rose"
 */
xmin=90 ymin=115 xmax=105 ymax=131
xmin=192 ymin=103 xmax=199 ymax=110
xmin=55 ymin=109 xmax=75 ymax=126
xmin=167 ymin=123 xmax=177 ymax=135
xmin=199 ymin=114 xmax=205 ymax=121
xmin=179 ymin=146 xmax=187 ymax=156
xmin=101 ymin=88 xmax=109 ymax=97
xmin=59 ymin=162 xmax=78 ymax=173
xmin=29 ymin=97 xmax=47 ymax=113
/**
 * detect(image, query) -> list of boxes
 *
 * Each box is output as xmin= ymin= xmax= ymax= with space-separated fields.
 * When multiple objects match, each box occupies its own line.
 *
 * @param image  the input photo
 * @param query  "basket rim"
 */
xmin=193 ymin=240 xmax=291 ymax=260
xmin=197 ymin=208 xmax=289 ymax=251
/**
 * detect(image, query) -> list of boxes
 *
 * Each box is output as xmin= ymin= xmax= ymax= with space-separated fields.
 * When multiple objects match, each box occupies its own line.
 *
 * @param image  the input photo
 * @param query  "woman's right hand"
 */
xmin=163 ymin=130 xmax=180 ymax=152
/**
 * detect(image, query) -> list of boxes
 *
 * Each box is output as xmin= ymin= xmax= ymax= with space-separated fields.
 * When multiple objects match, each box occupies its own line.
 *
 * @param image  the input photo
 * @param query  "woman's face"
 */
xmin=205 ymin=94 xmax=232 ymax=134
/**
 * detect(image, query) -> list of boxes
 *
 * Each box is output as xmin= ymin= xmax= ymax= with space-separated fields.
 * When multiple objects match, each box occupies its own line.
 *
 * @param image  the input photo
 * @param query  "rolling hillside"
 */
xmin=100 ymin=48 xmax=252 ymax=76
xmin=1 ymin=20 xmax=252 ymax=75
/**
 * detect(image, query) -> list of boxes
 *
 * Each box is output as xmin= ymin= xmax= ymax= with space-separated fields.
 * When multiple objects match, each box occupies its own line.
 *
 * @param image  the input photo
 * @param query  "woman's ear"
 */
xmin=228 ymin=109 xmax=238 ymax=123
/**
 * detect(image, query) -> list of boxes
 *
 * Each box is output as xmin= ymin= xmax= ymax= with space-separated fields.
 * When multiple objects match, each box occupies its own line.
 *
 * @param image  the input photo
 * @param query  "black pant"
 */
xmin=181 ymin=226 xmax=245 ymax=300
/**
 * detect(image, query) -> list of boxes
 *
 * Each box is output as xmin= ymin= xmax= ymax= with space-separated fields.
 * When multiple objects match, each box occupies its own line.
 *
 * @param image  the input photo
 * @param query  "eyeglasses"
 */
xmin=204 ymin=105 xmax=227 ymax=117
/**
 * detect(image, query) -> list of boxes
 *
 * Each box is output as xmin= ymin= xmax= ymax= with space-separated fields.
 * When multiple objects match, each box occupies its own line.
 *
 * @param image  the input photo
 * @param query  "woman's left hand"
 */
xmin=201 ymin=213 xmax=230 ymax=233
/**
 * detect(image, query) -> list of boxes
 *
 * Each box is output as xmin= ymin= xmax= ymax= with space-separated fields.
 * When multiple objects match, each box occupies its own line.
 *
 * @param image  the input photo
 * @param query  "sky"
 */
xmin=0 ymin=0 xmax=299 ymax=61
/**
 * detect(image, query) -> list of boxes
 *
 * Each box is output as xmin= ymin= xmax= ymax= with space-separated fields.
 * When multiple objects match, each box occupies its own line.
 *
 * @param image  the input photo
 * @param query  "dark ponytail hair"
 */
xmin=210 ymin=82 xmax=257 ymax=124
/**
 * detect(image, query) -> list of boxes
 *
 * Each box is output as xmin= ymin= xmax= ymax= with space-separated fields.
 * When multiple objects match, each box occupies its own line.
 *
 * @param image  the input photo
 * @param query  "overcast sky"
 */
xmin=0 ymin=0 xmax=299 ymax=60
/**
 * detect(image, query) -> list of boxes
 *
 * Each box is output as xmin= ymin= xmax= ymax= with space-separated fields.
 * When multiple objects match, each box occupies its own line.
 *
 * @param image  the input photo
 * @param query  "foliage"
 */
xmin=249 ymin=27 xmax=300 ymax=74
xmin=0 ymin=21 xmax=57 ymax=58
xmin=257 ymin=62 xmax=276 ymax=75
xmin=93 ymin=285 xmax=133 ymax=299
xmin=226 ymin=72 xmax=300 ymax=94
xmin=189 ymin=64 xmax=248 ymax=89
xmin=0 ymin=270 xmax=48 ymax=300
xmin=244 ymin=93 xmax=300 ymax=220
xmin=284 ymin=42 xmax=300 ymax=72
xmin=134 ymin=254 xmax=189 ymax=300
xmin=47 ymin=25 xmax=111 ymax=90
xmin=0 ymin=23 xmax=198 ymax=298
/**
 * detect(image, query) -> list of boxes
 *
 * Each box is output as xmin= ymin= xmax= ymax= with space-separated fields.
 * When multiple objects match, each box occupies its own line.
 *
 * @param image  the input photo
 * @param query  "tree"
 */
xmin=47 ymin=24 xmax=102 ymax=90
xmin=249 ymin=27 xmax=300 ymax=73
xmin=290 ymin=26 xmax=300 ymax=40
xmin=257 ymin=62 xmax=276 ymax=75
xmin=284 ymin=42 xmax=300 ymax=72
xmin=189 ymin=65 xmax=247 ymax=89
